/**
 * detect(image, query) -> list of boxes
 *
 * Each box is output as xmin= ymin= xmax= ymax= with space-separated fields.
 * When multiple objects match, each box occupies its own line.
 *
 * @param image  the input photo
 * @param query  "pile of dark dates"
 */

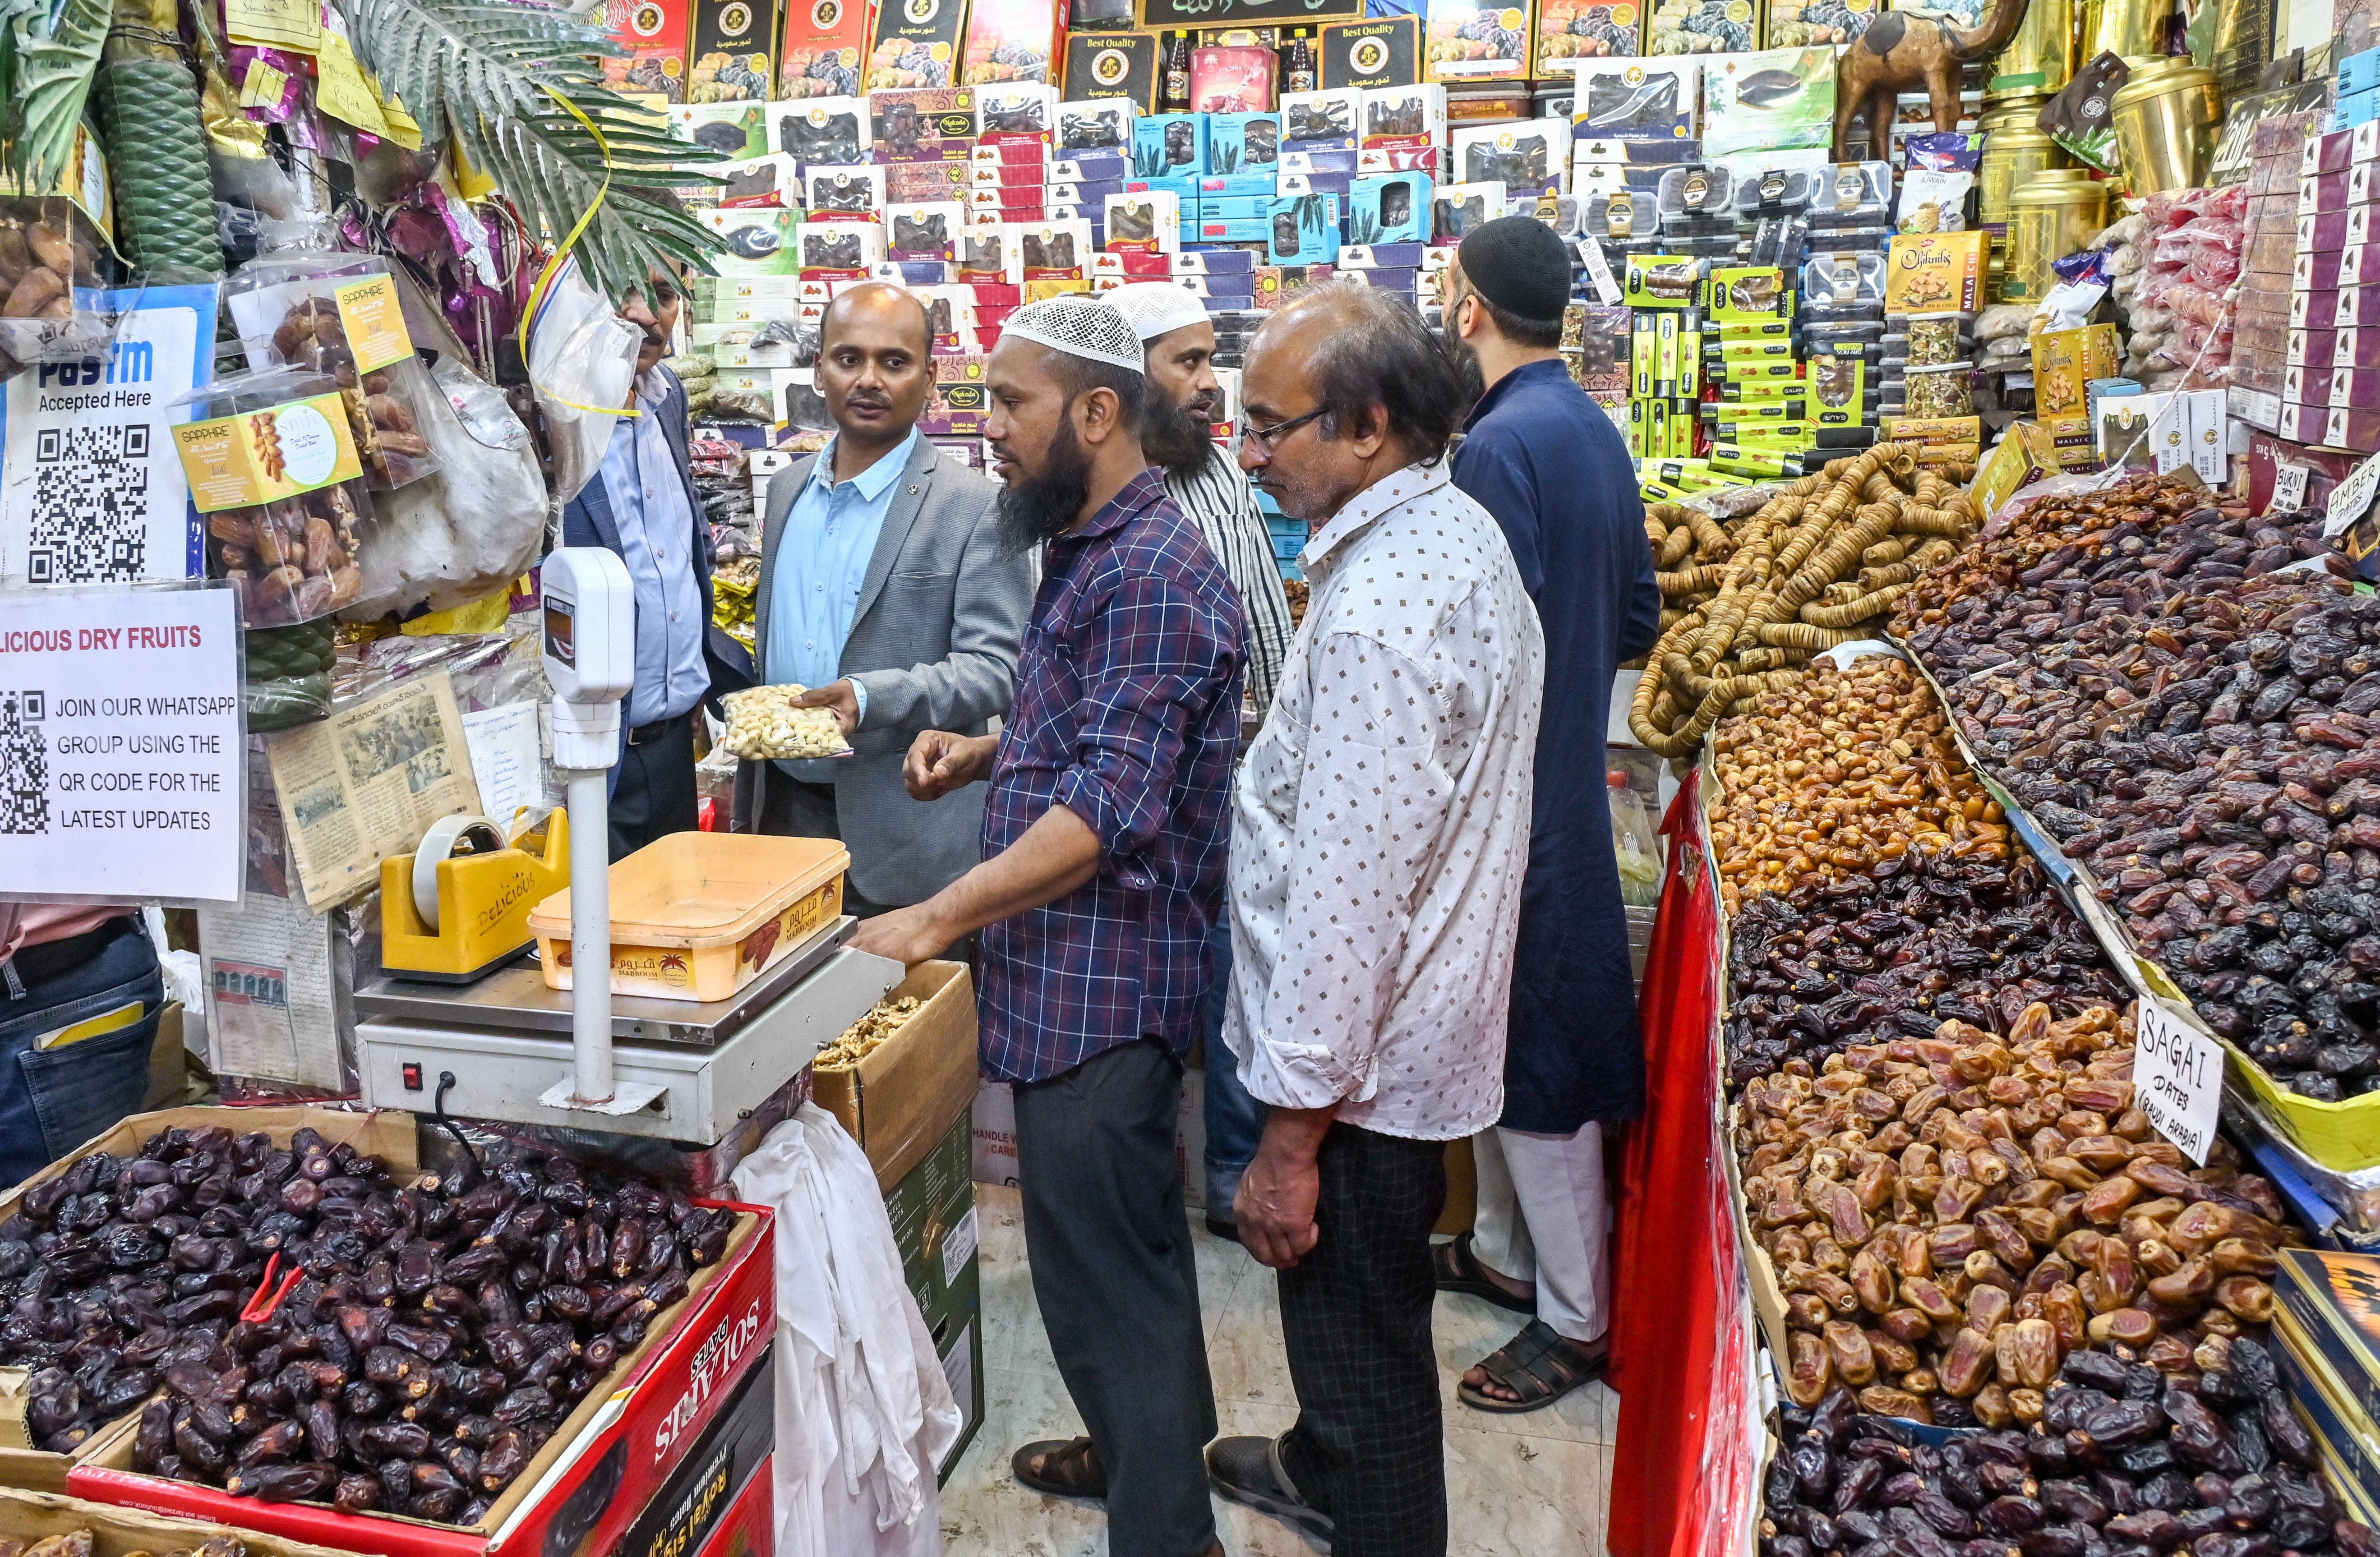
xmin=1762 ymin=1339 xmax=2373 ymax=1557
xmin=1724 ymin=847 xmax=2129 ymax=1088
xmin=1917 ymin=555 xmax=2380 ymax=1100
xmin=0 ymin=1124 xmax=733 ymax=1525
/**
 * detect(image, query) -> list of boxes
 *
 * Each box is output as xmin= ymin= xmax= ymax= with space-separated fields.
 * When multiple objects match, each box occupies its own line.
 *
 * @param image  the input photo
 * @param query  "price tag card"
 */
xmin=1581 ymin=239 xmax=1622 ymax=305
xmin=2274 ymin=460 xmax=2311 ymax=515
xmin=2326 ymin=446 xmax=2380 ymax=537
xmin=2134 ymin=996 xmax=2222 ymax=1165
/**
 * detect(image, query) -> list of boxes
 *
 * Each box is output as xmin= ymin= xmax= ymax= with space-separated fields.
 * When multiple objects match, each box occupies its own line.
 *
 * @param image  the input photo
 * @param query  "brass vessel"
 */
xmin=1979 ymin=115 xmax=2070 ymax=299
xmin=2003 ymin=168 xmax=2108 ymax=302
xmin=1989 ymin=0 xmax=2075 ymax=99
xmin=2108 ymin=56 xmax=2223 ymax=194
xmin=2079 ymin=0 xmax=2159 ymax=67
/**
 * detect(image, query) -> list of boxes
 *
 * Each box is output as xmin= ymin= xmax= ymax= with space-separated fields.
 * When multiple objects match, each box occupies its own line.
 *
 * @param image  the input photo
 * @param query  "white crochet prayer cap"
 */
xmin=1001 ymin=295 xmax=1146 ymax=375
xmin=1104 ymin=281 xmax=1210 ymax=343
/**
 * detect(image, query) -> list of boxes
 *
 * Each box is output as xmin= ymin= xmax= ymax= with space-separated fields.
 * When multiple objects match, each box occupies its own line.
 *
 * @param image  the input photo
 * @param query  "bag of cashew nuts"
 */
xmin=166 ymin=366 xmax=378 ymax=628
xmin=222 ymin=220 xmax=442 ymax=492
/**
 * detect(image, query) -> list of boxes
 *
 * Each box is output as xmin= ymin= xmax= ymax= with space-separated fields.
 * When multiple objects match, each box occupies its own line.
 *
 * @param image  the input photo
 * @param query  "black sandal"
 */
xmin=1458 ymin=1319 xmax=1608 ymax=1415
xmin=1011 ymin=1436 xmax=1106 ymax=1501
xmin=1431 ymin=1233 xmax=1535 ymax=1315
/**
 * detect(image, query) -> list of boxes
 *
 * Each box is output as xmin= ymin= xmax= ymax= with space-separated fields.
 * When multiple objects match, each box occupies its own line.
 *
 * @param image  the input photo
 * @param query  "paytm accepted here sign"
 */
xmin=0 ymin=583 xmax=241 ymax=902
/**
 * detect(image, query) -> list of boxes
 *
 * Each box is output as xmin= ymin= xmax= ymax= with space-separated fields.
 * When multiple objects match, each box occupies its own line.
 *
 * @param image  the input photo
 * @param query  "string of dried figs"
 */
xmin=1710 ymin=656 xmax=2010 ymax=915
xmin=1739 ymin=1000 xmax=2306 ymax=1429
xmin=272 ymin=296 xmax=431 ymax=488
xmin=1896 ymin=475 xmax=2321 ymax=675
xmin=0 ymin=1124 xmax=733 ymax=1525
xmin=1723 ymin=846 xmax=2126 ymax=1088
xmin=1928 ymin=567 xmax=2380 ymax=1102
xmin=1759 ymin=1342 xmax=2362 ymax=1557
xmin=1628 ymin=443 xmax=1981 ymax=758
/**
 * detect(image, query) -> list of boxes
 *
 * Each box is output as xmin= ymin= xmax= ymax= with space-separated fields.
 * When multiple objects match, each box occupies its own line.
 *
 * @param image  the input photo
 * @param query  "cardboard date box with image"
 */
xmin=883 ymin=1110 xmax=982 ymax=1483
xmin=809 ymin=960 xmax=978 ymax=1193
xmin=0 ymin=1105 xmax=420 ymax=1493
xmin=68 ymin=1198 xmax=774 ymax=1557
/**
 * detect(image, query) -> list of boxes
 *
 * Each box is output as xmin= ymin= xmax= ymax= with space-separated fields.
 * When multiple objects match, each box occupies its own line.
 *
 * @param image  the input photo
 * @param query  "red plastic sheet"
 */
xmin=1607 ymin=769 xmax=1761 ymax=1557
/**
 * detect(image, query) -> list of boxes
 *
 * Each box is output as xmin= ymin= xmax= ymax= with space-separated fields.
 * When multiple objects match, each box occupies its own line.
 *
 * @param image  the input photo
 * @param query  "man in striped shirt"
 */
xmin=1107 ymin=281 xmax=1296 ymax=1240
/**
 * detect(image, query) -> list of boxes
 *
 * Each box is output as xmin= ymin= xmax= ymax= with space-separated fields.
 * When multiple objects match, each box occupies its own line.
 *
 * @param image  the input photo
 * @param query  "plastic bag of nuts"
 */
xmin=168 ymin=366 xmax=375 ymax=626
xmin=720 ymin=684 xmax=854 ymax=760
xmin=223 ymin=221 xmax=442 ymax=490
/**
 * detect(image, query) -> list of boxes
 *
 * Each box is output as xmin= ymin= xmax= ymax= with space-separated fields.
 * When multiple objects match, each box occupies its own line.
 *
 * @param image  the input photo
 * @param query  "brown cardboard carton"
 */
xmin=0 ymin=1484 xmax=366 ymax=1557
xmin=809 ymin=961 xmax=978 ymax=1192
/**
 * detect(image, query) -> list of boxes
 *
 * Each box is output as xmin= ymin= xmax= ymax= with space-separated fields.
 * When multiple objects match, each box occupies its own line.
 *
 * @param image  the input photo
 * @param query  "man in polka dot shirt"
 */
xmin=1204 ymin=282 xmax=1548 ymax=1557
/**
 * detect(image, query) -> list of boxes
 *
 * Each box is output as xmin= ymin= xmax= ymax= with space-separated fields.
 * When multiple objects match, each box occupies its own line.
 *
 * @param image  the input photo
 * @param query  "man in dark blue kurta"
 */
xmin=1436 ymin=218 xmax=1663 ymax=1414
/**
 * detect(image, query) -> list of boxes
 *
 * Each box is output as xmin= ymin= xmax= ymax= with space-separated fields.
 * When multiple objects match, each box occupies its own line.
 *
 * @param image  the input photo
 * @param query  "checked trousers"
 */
xmin=1276 ymin=1122 xmax=1451 ymax=1557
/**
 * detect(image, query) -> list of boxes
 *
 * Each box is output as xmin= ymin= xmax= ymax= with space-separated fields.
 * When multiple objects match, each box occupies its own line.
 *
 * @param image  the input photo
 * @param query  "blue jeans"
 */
xmin=0 ymin=917 xmax=164 ymax=1186
xmin=1202 ymin=919 xmax=1265 ymax=1219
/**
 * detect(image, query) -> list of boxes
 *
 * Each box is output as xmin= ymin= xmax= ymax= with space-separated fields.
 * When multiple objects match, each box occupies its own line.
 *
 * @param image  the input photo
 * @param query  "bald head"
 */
xmin=815 ymin=281 xmax=935 ymax=462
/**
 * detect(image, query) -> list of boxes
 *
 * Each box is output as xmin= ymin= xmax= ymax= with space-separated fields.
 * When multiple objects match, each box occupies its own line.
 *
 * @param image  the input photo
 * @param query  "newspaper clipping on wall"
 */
xmin=263 ymin=668 xmax=484 ymax=909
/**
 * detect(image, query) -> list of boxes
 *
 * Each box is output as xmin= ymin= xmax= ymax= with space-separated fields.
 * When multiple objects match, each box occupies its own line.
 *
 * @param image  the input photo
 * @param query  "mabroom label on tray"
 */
xmin=0 ymin=582 xmax=241 ymax=903
xmin=2134 ymin=993 xmax=2220 ymax=1165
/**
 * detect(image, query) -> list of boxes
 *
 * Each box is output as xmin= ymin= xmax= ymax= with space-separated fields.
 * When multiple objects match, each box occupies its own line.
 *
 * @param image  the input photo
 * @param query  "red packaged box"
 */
xmin=70 ymin=1205 xmax=775 ymax=1557
xmin=2280 ymin=400 xmax=2319 ymax=442
xmin=2248 ymin=429 xmax=2362 ymax=512
xmin=2335 ymin=365 xmax=2380 ymax=409
xmin=2303 ymin=170 xmax=2353 ymax=214
xmin=2290 ymin=327 xmax=2339 ymax=366
xmin=874 ymin=135 xmax=976 ymax=165
xmin=971 ymin=139 xmax=1049 ymax=166
xmin=971 ymin=283 xmax=1023 ymax=306
xmin=2298 ymin=247 xmax=2350 ymax=289
xmin=2298 ymin=210 xmax=2350 ymax=253
xmin=970 ymin=160 xmax=1049 ymax=186
xmin=601 ymin=0 xmax=692 ymax=106
xmin=2307 ymin=129 xmax=2355 ymax=174
xmin=692 ymin=1459 xmax=772 ymax=1557
xmin=2287 ymin=363 xmax=2334 ymax=405
xmin=1190 ymin=46 xmax=1276 ymax=113
xmin=2329 ymin=405 xmax=2380 ymax=451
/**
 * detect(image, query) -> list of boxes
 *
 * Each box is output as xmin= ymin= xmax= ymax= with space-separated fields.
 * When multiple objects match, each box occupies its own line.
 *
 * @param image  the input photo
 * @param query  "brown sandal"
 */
xmin=1458 ymin=1320 xmax=1608 ymax=1414
xmin=1012 ymin=1436 xmax=1106 ymax=1500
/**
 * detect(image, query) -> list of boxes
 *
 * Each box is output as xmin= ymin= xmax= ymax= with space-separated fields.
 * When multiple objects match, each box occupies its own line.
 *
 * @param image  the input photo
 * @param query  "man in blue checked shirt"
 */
xmin=850 ymin=295 xmax=1245 ymax=1557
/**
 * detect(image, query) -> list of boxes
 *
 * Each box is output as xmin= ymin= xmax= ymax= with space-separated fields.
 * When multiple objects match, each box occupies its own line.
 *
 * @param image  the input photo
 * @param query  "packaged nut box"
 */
xmin=222 ymin=222 xmax=441 ymax=491
xmin=169 ymin=366 xmax=375 ymax=627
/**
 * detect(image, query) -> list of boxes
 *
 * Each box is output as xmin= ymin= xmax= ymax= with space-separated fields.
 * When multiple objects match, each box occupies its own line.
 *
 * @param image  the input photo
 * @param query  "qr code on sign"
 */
xmin=0 ymin=689 xmax=46 ymax=835
xmin=24 ymin=423 xmax=150 ymax=585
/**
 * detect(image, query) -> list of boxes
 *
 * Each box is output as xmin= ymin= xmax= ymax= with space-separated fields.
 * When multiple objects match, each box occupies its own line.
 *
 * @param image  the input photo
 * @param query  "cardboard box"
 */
xmin=1134 ymin=112 xmax=1207 ymax=177
xmin=603 ymin=0 xmax=692 ymax=106
xmin=1282 ymin=87 xmax=1361 ymax=149
xmin=779 ymin=0 xmax=868 ymax=101
xmin=960 ymin=0 xmax=1059 ymax=86
xmin=867 ymin=0 xmax=970 ymax=91
xmin=688 ymin=1456 xmax=770 ymax=1557
xmin=0 ymin=1487 xmax=372 ymax=1557
xmin=883 ymin=1111 xmax=983 ymax=1484
xmin=1361 ymin=83 xmax=1446 ymax=148
xmin=809 ymin=961 xmax=979 ymax=1192
xmin=689 ymin=0 xmax=779 ymax=98
xmin=70 ymin=1202 xmax=774 ymax=1557
xmin=1318 ymin=17 xmax=1422 ymax=89
xmin=610 ymin=1346 xmax=773 ymax=1557
xmin=0 ymin=1106 xmax=419 ymax=1493
xmin=1062 ymin=30 xmax=1160 ymax=111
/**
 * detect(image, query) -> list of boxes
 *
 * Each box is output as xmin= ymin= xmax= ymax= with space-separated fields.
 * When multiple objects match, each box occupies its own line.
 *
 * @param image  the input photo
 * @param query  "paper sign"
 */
xmin=2327 ymin=447 xmax=2380 ymax=537
xmin=1581 ymin=239 xmax=1623 ymax=305
xmin=198 ymin=888 xmax=344 ymax=1089
xmin=461 ymin=700 xmax=545 ymax=833
xmin=0 ymin=584 xmax=243 ymax=903
xmin=238 ymin=60 xmax=292 ymax=109
xmin=0 ymin=285 xmax=217 ymax=589
xmin=2134 ymin=997 xmax=2221 ymax=1165
xmin=2274 ymin=461 xmax=2311 ymax=515
xmin=226 ymin=0 xmax=320 ymax=52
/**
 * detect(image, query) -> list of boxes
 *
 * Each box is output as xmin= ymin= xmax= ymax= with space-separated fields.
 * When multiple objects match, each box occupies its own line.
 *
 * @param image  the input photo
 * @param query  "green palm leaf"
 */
xmin=0 ymin=0 xmax=110 ymax=195
xmin=340 ymin=0 xmax=719 ymax=297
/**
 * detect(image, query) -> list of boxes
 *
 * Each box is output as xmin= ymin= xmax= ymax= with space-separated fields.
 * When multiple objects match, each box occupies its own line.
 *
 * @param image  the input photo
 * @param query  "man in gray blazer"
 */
xmin=729 ymin=284 xmax=1032 ymax=909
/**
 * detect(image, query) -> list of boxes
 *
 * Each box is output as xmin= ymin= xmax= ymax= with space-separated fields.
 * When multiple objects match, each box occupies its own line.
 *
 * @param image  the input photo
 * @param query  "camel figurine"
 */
xmin=1832 ymin=0 xmax=2032 ymax=161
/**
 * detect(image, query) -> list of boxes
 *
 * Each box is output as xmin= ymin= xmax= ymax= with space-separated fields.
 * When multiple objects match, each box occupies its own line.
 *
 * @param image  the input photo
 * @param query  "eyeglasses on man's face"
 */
xmin=1243 ymin=406 xmax=1328 ymax=452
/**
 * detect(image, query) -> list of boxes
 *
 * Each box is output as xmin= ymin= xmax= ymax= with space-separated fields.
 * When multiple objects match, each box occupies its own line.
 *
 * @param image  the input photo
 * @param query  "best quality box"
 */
xmin=68 ymin=1192 xmax=774 ymax=1557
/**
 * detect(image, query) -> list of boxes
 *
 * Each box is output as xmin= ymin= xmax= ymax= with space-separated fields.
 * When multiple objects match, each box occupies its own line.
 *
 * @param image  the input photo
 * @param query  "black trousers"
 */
xmin=755 ymin=775 xmax=894 ymax=916
xmin=609 ymin=711 xmax=700 ymax=861
xmin=1014 ymin=1039 xmax=1218 ymax=1557
xmin=1278 ymin=1123 xmax=1450 ymax=1557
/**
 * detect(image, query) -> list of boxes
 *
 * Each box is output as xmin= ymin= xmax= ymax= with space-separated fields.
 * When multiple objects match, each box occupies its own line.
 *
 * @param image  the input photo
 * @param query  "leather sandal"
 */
xmin=1430 ymin=1233 xmax=1535 ymax=1315
xmin=1011 ymin=1436 xmax=1106 ymax=1501
xmin=1458 ymin=1319 xmax=1608 ymax=1414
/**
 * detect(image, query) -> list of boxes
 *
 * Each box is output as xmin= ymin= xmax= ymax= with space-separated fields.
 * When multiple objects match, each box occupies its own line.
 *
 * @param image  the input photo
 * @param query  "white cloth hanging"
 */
xmin=731 ymin=1102 xmax=962 ymax=1557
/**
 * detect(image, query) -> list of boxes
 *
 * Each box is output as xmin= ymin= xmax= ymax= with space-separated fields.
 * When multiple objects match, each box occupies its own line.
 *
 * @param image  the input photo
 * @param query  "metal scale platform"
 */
xmin=356 ymin=917 xmax=902 ymax=1142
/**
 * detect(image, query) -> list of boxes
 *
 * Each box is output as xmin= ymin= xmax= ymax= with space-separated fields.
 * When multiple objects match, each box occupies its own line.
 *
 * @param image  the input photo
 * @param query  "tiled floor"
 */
xmin=940 ymin=1185 xmax=1615 ymax=1557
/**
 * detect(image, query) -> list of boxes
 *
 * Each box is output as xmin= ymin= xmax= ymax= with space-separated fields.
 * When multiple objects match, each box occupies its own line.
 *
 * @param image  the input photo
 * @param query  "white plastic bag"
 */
xmin=527 ymin=258 xmax=638 ymax=507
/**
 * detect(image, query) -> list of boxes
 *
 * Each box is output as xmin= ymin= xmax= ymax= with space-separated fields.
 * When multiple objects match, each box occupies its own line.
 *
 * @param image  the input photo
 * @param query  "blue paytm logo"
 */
xmin=36 ymin=336 xmax=154 ymax=389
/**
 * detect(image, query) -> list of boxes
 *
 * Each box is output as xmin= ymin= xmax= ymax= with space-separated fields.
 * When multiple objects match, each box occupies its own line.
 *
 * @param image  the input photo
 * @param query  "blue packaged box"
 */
xmin=1195 ymin=217 xmax=1273 ymax=243
xmin=1134 ymin=114 xmax=1207 ymax=178
xmin=1055 ymin=153 xmax=1130 ymax=182
xmin=876 ymin=259 xmax=955 ymax=283
xmin=1281 ymin=147 xmax=1359 ymax=175
xmin=2342 ymin=88 xmax=2380 ymax=130
xmin=1174 ymin=276 xmax=1247 ymax=298
xmin=1200 ymin=195 xmax=1273 ymax=220
xmin=1208 ymin=112 xmax=1282 ymax=172
xmin=1337 ymin=241 xmax=1426 ymax=269
xmin=1197 ymin=172 xmax=1280 ymax=199
xmin=1204 ymin=294 xmax=1258 ymax=314
xmin=1125 ymin=174 xmax=1201 ymax=202
xmin=1172 ymin=249 xmax=1256 ymax=274
xmin=1268 ymin=191 xmax=1341 ymax=265
xmin=1343 ymin=266 xmax=1417 ymax=292
xmin=2346 ymin=48 xmax=2380 ymax=95
xmin=1350 ymin=172 xmax=1431 ymax=245
xmin=1051 ymin=180 xmax=1124 ymax=205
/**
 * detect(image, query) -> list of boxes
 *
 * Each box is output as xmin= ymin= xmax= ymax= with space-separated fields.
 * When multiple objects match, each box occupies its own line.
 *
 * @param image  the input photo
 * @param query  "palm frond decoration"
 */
xmin=340 ymin=0 xmax=720 ymax=298
xmin=0 ymin=0 xmax=111 ymax=196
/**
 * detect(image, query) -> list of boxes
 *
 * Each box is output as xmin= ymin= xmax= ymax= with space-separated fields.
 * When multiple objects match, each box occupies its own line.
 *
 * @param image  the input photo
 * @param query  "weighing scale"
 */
xmin=354 ymin=548 xmax=905 ymax=1143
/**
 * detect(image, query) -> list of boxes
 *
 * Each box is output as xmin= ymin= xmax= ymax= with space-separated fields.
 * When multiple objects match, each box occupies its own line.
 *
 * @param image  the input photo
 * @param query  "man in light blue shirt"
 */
xmin=561 ymin=265 xmax=715 ymax=858
xmin=732 ymin=282 xmax=1029 ymax=912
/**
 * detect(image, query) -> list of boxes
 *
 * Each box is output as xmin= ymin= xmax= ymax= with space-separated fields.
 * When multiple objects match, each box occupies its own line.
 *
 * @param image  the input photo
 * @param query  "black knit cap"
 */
xmin=1456 ymin=216 xmax=1571 ymax=326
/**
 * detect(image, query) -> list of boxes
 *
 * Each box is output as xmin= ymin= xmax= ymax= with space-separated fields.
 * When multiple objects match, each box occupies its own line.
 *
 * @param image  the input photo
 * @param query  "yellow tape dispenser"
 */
xmin=379 ymin=809 xmax=571 ymax=982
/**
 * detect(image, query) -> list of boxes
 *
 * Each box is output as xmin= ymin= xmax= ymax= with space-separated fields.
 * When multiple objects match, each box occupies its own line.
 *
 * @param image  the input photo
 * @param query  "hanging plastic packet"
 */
xmin=223 ymin=216 xmax=443 ymax=491
xmin=1897 ymin=133 xmax=1978 ymax=234
xmin=2039 ymin=53 xmax=2129 ymax=175
xmin=2041 ymin=246 xmax=2114 ymax=330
